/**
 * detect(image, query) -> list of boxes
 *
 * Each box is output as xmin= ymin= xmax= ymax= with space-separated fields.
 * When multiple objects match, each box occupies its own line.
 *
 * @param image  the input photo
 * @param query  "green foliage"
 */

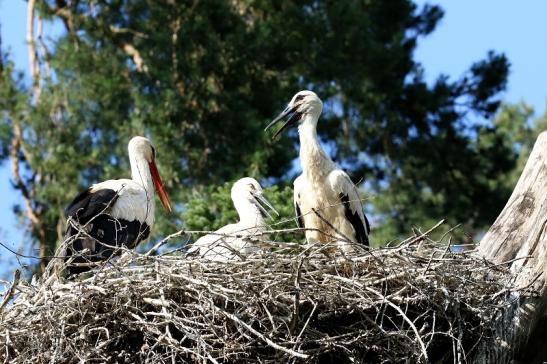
xmin=183 ymin=182 xmax=238 ymax=234
xmin=372 ymin=102 xmax=547 ymax=242
xmin=488 ymin=103 xmax=547 ymax=188
xmin=0 ymin=0 xmax=529 ymax=265
xmin=182 ymin=181 xmax=299 ymax=243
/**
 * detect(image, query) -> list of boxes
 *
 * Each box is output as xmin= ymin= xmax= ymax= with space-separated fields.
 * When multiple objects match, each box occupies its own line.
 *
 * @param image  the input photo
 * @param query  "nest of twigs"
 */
xmin=0 ymin=226 xmax=516 ymax=363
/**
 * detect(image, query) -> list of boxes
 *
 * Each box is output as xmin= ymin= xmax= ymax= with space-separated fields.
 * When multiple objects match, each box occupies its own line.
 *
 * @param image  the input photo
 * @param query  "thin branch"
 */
xmin=121 ymin=43 xmax=147 ymax=73
xmin=214 ymin=305 xmax=310 ymax=360
xmin=26 ymin=0 xmax=41 ymax=102
xmin=9 ymin=123 xmax=41 ymax=229
xmin=36 ymin=15 xmax=52 ymax=82
xmin=0 ymin=269 xmax=20 ymax=312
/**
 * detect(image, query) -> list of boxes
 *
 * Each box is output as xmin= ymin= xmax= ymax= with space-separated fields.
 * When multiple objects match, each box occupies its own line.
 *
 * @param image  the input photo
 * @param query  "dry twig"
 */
xmin=0 ymin=226 xmax=522 ymax=363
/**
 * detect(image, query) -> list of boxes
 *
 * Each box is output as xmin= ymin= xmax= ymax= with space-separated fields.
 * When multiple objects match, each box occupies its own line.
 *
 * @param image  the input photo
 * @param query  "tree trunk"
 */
xmin=474 ymin=131 xmax=546 ymax=363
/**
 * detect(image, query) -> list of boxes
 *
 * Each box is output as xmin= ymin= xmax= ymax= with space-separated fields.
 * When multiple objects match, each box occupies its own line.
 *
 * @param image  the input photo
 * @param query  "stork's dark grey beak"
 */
xmin=252 ymin=192 xmax=279 ymax=220
xmin=265 ymin=105 xmax=301 ymax=139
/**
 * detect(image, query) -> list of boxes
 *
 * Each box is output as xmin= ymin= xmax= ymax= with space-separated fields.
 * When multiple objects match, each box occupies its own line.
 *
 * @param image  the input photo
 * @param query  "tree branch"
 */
xmin=10 ymin=124 xmax=39 ymax=226
xmin=475 ymin=131 xmax=547 ymax=363
xmin=121 ymin=43 xmax=147 ymax=73
xmin=36 ymin=16 xmax=52 ymax=82
xmin=9 ymin=122 xmax=47 ymax=271
xmin=26 ymin=0 xmax=41 ymax=102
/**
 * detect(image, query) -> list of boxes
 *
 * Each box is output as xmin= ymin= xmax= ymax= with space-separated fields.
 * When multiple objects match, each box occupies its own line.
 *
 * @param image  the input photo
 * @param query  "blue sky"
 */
xmin=414 ymin=0 xmax=546 ymax=113
xmin=0 ymin=0 xmax=546 ymax=275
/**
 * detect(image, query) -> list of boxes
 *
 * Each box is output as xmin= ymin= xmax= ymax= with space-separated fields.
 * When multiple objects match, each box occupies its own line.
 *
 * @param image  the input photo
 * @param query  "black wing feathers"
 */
xmin=63 ymin=187 xmax=149 ymax=275
xmin=340 ymin=193 xmax=369 ymax=247
xmin=65 ymin=188 xmax=119 ymax=223
xmin=294 ymin=196 xmax=304 ymax=229
xmin=364 ymin=214 xmax=371 ymax=236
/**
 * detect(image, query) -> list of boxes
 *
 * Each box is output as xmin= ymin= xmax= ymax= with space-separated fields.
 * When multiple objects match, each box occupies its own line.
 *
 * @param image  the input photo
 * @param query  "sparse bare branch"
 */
xmin=26 ymin=0 xmax=41 ymax=102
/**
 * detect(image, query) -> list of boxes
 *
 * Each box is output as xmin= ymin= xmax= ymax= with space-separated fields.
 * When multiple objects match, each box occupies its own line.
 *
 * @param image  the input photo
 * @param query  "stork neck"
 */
xmin=298 ymin=115 xmax=335 ymax=180
xmin=234 ymin=199 xmax=266 ymax=228
xmin=130 ymin=154 xmax=154 ymax=194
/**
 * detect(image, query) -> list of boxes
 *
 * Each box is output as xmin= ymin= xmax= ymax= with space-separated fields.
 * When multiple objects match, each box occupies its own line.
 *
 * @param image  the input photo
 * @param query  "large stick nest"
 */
xmin=0 ymin=227 xmax=518 ymax=363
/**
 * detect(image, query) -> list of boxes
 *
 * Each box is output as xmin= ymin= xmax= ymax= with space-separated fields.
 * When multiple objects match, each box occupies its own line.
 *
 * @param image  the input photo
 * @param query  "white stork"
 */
xmin=265 ymin=90 xmax=370 ymax=250
xmin=63 ymin=136 xmax=172 ymax=274
xmin=186 ymin=177 xmax=278 ymax=261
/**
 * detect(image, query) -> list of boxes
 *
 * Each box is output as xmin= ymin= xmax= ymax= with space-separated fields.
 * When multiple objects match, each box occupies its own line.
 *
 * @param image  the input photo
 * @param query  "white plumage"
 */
xmin=187 ymin=177 xmax=278 ymax=261
xmin=63 ymin=136 xmax=172 ymax=274
xmin=89 ymin=178 xmax=156 ymax=227
xmin=266 ymin=90 xmax=370 ymax=250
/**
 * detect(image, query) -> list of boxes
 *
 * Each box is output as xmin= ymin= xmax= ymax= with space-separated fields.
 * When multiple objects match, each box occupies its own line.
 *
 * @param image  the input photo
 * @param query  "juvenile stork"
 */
xmin=187 ymin=177 xmax=278 ymax=261
xmin=63 ymin=136 xmax=172 ymax=274
xmin=265 ymin=90 xmax=370 ymax=250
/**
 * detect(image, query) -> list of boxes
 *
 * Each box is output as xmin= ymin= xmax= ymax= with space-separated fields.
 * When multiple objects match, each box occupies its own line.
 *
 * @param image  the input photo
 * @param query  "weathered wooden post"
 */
xmin=474 ymin=131 xmax=546 ymax=363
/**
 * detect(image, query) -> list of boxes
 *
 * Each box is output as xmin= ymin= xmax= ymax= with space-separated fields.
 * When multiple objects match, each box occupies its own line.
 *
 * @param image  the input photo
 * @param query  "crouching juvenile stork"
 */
xmin=265 ymin=90 xmax=370 ymax=251
xmin=62 ymin=136 xmax=172 ymax=275
xmin=186 ymin=177 xmax=278 ymax=261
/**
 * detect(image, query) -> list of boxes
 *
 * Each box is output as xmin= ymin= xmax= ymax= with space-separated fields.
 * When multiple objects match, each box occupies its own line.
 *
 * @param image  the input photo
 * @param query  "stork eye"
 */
xmin=295 ymin=95 xmax=305 ymax=103
xmin=248 ymin=184 xmax=256 ymax=190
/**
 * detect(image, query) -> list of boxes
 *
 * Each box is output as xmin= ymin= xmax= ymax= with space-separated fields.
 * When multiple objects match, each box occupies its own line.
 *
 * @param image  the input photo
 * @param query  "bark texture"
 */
xmin=476 ymin=131 xmax=546 ymax=364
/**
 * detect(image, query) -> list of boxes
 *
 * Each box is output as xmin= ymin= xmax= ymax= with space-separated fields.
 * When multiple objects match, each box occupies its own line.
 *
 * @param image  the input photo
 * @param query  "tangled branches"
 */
xmin=0 ymin=227 xmax=519 ymax=363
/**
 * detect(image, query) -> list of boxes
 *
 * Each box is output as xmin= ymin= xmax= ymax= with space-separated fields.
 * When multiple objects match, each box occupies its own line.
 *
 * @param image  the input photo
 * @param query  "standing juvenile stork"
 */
xmin=63 ymin=136 xmax=172 ymax=275
xmin=265 ymin=90 xmax=370 ymax=250
xmin=186 ymin=177 xmax=278 ymax=261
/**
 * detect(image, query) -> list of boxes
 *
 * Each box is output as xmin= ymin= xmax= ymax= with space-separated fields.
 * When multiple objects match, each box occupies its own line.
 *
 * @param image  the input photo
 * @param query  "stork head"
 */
xmin=128 ymin=136 xmax=172 ymax=213
xmin=128 ymin=136 xmax=156 ymax=162
xmin=231 ymin=177 xmax=279 ymax=220
xmin=265 ymin=90 xmax=323 ymax=139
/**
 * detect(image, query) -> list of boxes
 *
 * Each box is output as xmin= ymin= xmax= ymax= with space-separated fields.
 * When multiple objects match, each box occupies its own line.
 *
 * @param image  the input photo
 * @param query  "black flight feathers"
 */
xmin=340 ymin=193 xmax=370 ymax=247
xmin=294 ymin=195 xmax=304 ymax=229
xmin=65 ymin=188 xmax=119 ymax=223
xmin=63 ymin=188 xmax=150 ymax=275
xmin=294 ymin=192 xmax=369 ymax=247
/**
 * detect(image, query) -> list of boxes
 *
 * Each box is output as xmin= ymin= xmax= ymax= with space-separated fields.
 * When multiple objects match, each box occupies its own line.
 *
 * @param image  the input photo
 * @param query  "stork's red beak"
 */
xmin=148 ymin=160 xmax=172 ymax=213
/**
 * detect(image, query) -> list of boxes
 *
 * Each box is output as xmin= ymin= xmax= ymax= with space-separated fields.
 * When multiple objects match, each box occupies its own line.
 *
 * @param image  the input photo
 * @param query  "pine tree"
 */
xmin=0 ymin=1 xmax=516 ymax=271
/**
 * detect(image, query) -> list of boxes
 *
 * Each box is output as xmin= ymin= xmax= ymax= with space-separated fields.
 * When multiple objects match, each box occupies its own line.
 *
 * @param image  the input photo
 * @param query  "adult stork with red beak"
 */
xmin=265 ymin=91 xmax=370 ymax=251
xmin=63 ymin=136 xmax=172 ymax=274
